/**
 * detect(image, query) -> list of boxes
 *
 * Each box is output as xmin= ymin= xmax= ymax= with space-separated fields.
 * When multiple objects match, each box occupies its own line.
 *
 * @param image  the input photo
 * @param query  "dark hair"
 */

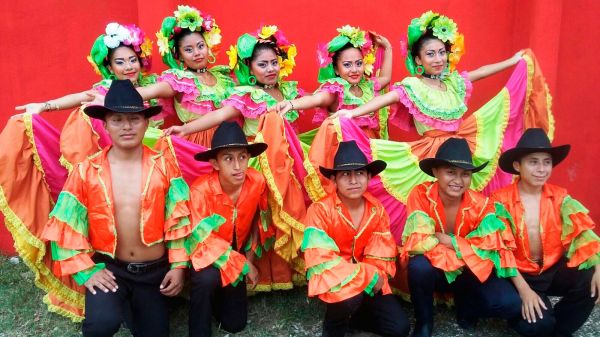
xmin=410 ymin=31 xmax=451 ymax=60
xmin=172 ymin=28 xmax=205 ymax=59
xmin=332 ymin=43 xmax=361 ymax=67
xmin=248 ymin=40 xmax=282 ymax=63
xmin=105 ymin=44 xmax=141 ymax=68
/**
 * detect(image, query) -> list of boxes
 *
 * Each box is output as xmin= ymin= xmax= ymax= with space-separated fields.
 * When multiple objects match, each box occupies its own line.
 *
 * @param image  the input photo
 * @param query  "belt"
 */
xmin=93 ymin=254 xmax=168 ymax=274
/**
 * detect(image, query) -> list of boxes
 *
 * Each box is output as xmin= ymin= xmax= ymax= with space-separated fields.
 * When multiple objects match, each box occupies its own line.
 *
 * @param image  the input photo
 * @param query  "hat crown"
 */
xmin=434 ymin=138 xmax=474 ymax=166
xmin=333 ymin=141 xmax=369 ymax=169
xmin=104 ymin=80 xmax=145 ymax=112
xmin=515 ymin=128 xmax=552 ymax=149
xmin=210 ymin=121 xmax=249 ymax=149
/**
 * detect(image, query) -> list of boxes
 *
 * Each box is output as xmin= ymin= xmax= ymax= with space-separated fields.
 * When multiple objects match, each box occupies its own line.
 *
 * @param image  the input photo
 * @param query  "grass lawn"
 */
xmin=1 ymin=254 xmax=598 ymax=337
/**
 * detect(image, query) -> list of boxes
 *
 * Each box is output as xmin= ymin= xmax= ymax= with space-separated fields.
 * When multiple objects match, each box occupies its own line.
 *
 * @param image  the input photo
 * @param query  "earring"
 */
xmin=416 ymin=65 xmax=425 ymax=75
xmin=248 ymin=75 xmax=257 ymax=85
xmin=208 ymin=54 xmax=216 ymax=64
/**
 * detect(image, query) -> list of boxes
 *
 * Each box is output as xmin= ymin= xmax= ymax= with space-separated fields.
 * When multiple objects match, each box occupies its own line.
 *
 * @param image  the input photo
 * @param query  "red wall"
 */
xmin=1 ymin=0 xmax=598 ymax=253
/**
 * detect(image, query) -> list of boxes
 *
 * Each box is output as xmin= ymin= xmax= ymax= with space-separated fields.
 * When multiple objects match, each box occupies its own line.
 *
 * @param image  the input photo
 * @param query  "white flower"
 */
xmin=104 ymin=23 xmax=130 ymax=49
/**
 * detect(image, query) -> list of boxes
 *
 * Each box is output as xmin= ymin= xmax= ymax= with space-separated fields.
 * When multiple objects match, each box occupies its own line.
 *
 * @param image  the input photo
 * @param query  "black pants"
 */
xmin=189 ymin=266 xmax=247 ymax=337
xmin=82 ymin=254 xmax=170 ymax=337
xmin=322 ymin=291 xmax=410 ymax=337
xmin=408 ymin=255 xmax=521 ymax=337
xmin=509 ymin=258 xmax=596 ymax=337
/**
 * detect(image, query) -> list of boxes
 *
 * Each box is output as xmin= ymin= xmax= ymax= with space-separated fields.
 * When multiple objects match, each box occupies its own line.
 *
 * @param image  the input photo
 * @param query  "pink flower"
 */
xmin=317 ymin=43 xmax=332 ymax=67
xmin=399 ymin=37 xmax=408 ymax=57
xmin=362 ymin=34 xmax=373 ymax=51
xmin=274 ymin=29 xmax=289 ymax=47
xmin=174 ymin=27 xmax=181 ymax=34
xmin=203 ymin=14 xmax=213 ymax=31
xmin=124 ymin=24 xmax=144 ymax=51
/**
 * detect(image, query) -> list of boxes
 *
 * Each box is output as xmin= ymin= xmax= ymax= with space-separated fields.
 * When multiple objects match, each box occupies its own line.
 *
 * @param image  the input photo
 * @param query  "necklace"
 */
xmin=257 ymin=83 xmax=277 ymax=89
xmin=196 ymin=68 xmax=208 ymax=73
xmin=422 ymin=72 xmax=443 ymax=80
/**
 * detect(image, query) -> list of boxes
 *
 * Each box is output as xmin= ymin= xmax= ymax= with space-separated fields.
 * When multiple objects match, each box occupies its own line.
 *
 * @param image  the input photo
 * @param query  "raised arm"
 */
xmin=467 ymin=51 xmax=524 ymax=82
xmin=372 ymin=32 xmax=393 ymax=88
xmin=15 ymin=90 xmax=96 ymax=115
xmin=137 ymin=81 xmax=176 ymax=100
xmin=163 ymin=105 xmax=240 ymax=137
xmin=273 ymin=91 xmax=336 ymax=116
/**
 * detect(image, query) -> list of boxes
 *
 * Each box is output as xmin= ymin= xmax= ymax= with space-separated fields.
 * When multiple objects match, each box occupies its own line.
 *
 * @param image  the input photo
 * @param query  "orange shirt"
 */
xmin=302 ymin=192 xmax=397 ymax=303
xmin=492 ymin=181 xmax=600 ymax=274
xmin=43 ymin=145 xmax=191 ymax=284
xmin=402 ymin=182 xmax=516 ymax=283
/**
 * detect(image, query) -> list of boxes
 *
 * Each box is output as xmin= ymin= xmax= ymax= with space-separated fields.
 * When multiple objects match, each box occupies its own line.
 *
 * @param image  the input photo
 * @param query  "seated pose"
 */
xmin=402 ymin=137 xmax=520 ymax=337
xmin=186 ymin=121 xmax=273 ymax=337
xmin=42 ymin=80 xmax=191 ymax=336
xmin=492 ymin=128 xmax=600 ymax=337
xmin=302 ymin=140 xmax=409 ymax=337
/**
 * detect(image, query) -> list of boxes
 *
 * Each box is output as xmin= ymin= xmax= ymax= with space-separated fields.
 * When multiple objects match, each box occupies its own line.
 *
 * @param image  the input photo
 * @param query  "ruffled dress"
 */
xmin=305 ymin=50 xmax=555 ymax=242
xmin=219 ymin=81 xmax=308 ymax=291
xmin=311 ymin=77 xmax=389 ymax=139
xmin=157 ymin=66 xmax=235 ymax=147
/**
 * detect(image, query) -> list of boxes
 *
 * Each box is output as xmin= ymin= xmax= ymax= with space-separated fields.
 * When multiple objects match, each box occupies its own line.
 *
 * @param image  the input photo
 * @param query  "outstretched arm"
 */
xmin=372 ymin=32 xmax=393 ymax=88
xmin=163 ymin=105 xmax=240 ymax=137
xmin=137 ymin=82 xmax=176 ymax=100
xmin=330 ymin=90 xmax=400 ymax=119
xmin=15 ymin=90 xmax=95 ymax=115
xmin=467 ymin=51 xmax=524 ymax=82
xmin=273 ymin=91 xmax=336 ymax=116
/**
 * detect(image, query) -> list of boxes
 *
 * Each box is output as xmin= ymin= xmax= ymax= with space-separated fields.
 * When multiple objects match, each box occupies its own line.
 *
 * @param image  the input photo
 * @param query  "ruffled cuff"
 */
xmin=363 ymin=231 xmax=397 ymax=278
xmin=459 ymin=71 xmax=473 ymax=104
xmin=72 ymin=263 xmax=106 ymax=286
xmin=164 ymin=177 xmax=191 ymax=232
xmin=560 ymin=196 xmax=600 ymax=269
xmin=423 ymin=244 xmax=465 ymax=283
xmin=401 ymin=210 xmax=438 ymax=255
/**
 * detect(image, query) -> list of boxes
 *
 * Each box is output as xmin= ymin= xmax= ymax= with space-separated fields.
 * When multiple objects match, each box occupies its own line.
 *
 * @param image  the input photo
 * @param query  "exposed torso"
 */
xmin=520 ymin=192 xmax=543 ymax=264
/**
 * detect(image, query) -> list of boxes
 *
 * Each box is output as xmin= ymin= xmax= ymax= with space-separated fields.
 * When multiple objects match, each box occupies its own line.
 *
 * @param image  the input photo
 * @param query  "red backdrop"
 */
xmin=1 ymin=0 xmax=598 ymax=253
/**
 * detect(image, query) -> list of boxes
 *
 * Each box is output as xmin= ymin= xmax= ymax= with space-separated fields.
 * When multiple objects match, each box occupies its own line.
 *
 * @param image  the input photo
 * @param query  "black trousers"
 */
xmin=323 ymin=291 xmax=410 ymax=337
xmin=509 ymin=258 xmax=596 ymax=337
xmin=189 ymin=266 xmax=248 ymax=337
xmin=408 ymin=255 xmax=521 ymax=337
xmin=82 ymin=254 xmax=170 ymax=337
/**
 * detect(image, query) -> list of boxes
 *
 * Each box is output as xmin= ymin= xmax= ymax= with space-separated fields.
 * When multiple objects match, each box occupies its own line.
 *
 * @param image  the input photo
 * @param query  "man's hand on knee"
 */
xmin=84 ymin=269 xmax=118 ymax=295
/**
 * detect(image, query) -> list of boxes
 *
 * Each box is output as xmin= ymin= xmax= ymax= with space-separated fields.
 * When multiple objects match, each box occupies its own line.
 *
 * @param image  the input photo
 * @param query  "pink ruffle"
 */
xmin=159 ymin=73 xmax=199 ymax=96
xmin=311 ymin=82 xmax=345 ymax=125
xmin=460 ymin=71 xmax=473 ymax=105
xmin=222 ymin=94 xmax=268 ymax=119
xmin=390 ymin=85 xmax=462 ymax=132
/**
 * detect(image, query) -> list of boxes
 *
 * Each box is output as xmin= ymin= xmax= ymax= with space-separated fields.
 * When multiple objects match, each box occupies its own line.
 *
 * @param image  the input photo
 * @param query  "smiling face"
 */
xmin=334 ymin=47 xmax=364 ymax=85
xmin=177 ymin=31 xmax=209 ymax=70
xmin=332 ymin=169 xmax=370 ymax=201
xmin=415 ymin=38 xmax=448 ymax=76
xmin=210 ymin=147 xmax=250 ymax=188
xmin=513 ymin=152 xmax=553 ymax=188
xmin=249 ymin=46 xmax=280 ymax=86
xmin=107 ymin=46 xmax=141 ymax=82
xmin=103 ymin=112 xmax=149 ymax=149
xmin=432 ymin=165 xmax=472 ymax=201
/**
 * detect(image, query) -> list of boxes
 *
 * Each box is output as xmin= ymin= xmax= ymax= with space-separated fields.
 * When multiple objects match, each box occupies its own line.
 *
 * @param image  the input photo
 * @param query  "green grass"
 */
xmin=1 ymin=254 xmax=598 ymax=337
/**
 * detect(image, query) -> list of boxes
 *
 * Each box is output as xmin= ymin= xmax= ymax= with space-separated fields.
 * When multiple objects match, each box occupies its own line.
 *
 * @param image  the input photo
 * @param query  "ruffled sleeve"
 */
xmin=42 ymin=163 xmax=102 ymax=286
xmin=244 ymin=181 xmax=275 ymax=258
xmin=302 ymin=203 xmax=381 ymax=303
xmin=185 ymin=184 xmax=248 ymax=287
xmin=222 ymin=86 xmax=273 ymax=120
xmin=560 ymin=195 xmax=600 ymax=269
xmin=312 ymin=80 xmax=344 ymax=125
xmin=162 ymin=153 xmax=192 ymax=269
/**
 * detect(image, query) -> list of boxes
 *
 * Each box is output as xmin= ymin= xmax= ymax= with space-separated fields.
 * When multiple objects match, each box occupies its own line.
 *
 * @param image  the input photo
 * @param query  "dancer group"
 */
xmin=1 ymin=5 xmax=598 ymax=337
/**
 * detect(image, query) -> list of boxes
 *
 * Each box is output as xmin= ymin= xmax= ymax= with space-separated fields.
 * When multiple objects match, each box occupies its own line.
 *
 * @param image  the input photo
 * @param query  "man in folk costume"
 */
xmin=492 ymin=128 xmax=600 ymax=337
xmin=43 ymin=80 xmax=191 ymax=337
xmin=302 ymin=140 xmax=410 ymax=337
xmin=186 ymin=121 xmax=274 ymax=337
xmin=402 ymin=137 xmax=521 ymax=337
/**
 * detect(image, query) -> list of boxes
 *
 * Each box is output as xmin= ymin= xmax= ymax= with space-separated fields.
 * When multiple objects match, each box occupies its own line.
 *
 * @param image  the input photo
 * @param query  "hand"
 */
xmin=274 ymin=100 xmax=292 ymax=116
xmin=83 ymin=91 xmax=105 ymax=106
xmin=511 ymin=50 xmax=525 ymax=63
xmin=163 ymin=125 xmax=187 ymax=137
xmin=373 ymin=273 xmax=385 ymax=293
xmin=160 ymin=268 xmax=185 ymax=296
xmin=518 ymin=285 xmax=547 ymax=323
xmin=328 ymin=109 xmax=354 ymax=120
xmin=14 ymin=103 xmax=45 ymax=115
xmin=591 ymin=266 xmax=600 ymax=304
xmin=434 ymin=232 xmax=453 ymax=248
xmin=84 ymin=268 xmax=118 ymax=295
xmin=246 ymin=262 xmax=259 ymax=289
xmin=370 ymin=31 xmax=392 ymax=50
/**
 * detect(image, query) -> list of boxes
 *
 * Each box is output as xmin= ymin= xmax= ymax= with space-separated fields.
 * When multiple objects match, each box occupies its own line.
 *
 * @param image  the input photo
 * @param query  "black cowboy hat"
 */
xmin=499 ymin=128 xmax=570 ymax=175
xmin=419 ymin=138 xmax=488 ymax=177
xmin=194 ymin=121 xmax=268 ymax=161
xmin=83 ymin=79 xmax=162 ymax=120
xmin=319 ymin=140 xmax=387 ymax=178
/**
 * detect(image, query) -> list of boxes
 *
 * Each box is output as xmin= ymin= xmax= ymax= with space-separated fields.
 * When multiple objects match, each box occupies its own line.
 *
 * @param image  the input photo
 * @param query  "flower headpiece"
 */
xmin=156 ymin=5 xmax=222 ymax=69
xmin=226 ymin=25 xmax=297 ymax=85
xmin=317 ymin=25 xmax=376 ymax=82
xmin=88 ymin=23 xmax=153 ymax=79
xmin=402 ymin=11 xmax=465 ymax=75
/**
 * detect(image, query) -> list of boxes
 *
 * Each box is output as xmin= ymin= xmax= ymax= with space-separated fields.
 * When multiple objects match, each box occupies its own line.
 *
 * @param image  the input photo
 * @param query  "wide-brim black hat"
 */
xmin=419 ymin=137 xmax=488 ymax=177
xmin=499 ymin=128 xmax=570 ymax=175
xmin=319 ymin=140 xmax=387 ymax=178
xmin=83 ymin=79 xmax=162 ymax=120
xmin=194 ymin=121 xmax=268 ymax=161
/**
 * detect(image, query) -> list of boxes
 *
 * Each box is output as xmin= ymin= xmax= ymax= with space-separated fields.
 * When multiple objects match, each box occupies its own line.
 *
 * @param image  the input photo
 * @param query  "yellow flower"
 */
xmin=156 ymin=32 xmax=170 ymax=56
xmin=140 ymin=37 xmax=153 ymax=58
xmin=258 ymin=25 xmax=278 ymax=39
xmin=286 ymin=45 xmax=297 ymax=62
xmin=204 ymin=26 xmax=222 ymax=48
xmin=87 ymin=55 xmax=101 ymax=75
xmin=227 ymin=45 xmax=238 ymax=69
xmin=278 ymin=56 xmax=295 ymax=78
xmin=449 ymin=33 xmax=465 ymax=71
xmin=363 ymin=51 xmax=376 ymax=76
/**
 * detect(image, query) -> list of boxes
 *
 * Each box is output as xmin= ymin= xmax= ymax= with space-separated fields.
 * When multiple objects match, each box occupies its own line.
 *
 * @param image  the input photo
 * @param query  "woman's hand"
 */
xmin=370 ymin=31 xmax=392 ymax=50
xmin=83 ymin=91 xmax=105 ymax=106
xmin=511 ymin=50 xmax=525 ymax=64
xmin=274 ymin=100 xmax=293 ymax=116
xmin=14 ymin=103 xmax=45 ymax=115
xmin=163 ymin=125 xmax=187 ymax=137
xmin=328 ymin=109 xmax=354 ymax=120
